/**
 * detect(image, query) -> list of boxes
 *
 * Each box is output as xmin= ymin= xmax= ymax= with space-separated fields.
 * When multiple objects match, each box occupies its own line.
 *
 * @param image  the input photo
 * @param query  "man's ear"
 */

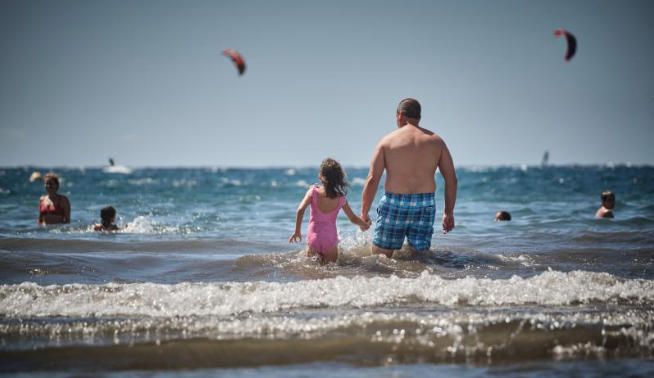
xmin=396 ymin=112 xmax=405 ymax=125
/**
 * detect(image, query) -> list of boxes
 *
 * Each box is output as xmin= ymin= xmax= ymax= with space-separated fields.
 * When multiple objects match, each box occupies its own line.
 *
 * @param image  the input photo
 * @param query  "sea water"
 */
xmin=0 ymin=165 xmax=653 ymax=376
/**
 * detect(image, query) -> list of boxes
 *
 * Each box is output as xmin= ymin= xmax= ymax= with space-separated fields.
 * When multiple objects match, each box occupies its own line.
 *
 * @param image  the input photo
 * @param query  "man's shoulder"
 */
xmin=416 ymin=126 xmax=443 ymax=140
xmin=379 ymin=127 xmax=445 ymax=148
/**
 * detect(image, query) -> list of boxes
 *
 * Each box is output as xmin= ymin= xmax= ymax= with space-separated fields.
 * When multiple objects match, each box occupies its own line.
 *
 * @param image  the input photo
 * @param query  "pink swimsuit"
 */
xmin=307 ymin=185 xmax=345 ymax=254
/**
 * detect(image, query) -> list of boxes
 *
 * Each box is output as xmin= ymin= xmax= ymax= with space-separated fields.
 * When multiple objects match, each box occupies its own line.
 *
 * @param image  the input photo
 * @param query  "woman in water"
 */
xmin=38 ymin=173 xmax=71 ymax=225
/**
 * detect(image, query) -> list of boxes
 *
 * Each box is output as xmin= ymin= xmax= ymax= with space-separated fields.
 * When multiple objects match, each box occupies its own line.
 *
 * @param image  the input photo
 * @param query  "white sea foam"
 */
xmin=220 ymin=178 xmax=242 ymax=186
xmin=0 ymin=309 xmax=648 ymax=340
xmin=122 ymin=216 xmax=178 ymax=234
xmin=2 ymin=271 xmax=653 ymax=319
xmin=2 ymin=304 xmax=652 ymax=356
xmin=497 ymin=254 xmax=536 ymax=267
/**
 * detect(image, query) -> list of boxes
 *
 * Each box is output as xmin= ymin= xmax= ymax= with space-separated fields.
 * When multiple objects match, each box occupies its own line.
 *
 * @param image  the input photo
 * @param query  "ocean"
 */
xmin=0 ymin=165 xmax=653 ymax=377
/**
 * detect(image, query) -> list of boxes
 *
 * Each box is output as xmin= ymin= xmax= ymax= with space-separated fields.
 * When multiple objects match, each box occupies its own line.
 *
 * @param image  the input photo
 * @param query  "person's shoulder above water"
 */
xmin=596 ymin=208 xmax=614 ymax=219
xmin=93 ymin=223 xmax=120 ymax=232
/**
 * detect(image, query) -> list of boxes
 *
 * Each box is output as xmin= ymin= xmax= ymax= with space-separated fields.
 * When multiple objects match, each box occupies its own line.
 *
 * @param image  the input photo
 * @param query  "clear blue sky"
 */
xmin=1 ymin=0 xmax=652 ymax=167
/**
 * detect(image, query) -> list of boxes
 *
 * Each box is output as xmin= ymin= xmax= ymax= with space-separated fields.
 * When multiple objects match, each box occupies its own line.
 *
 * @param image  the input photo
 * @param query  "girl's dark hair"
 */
xmin=320 ymin=158 xmax=348 ymax=198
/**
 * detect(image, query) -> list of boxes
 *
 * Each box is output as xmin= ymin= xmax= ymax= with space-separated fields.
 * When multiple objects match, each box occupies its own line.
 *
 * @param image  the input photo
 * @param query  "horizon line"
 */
xmin=2 ymin=162 xmax=652 ymax=170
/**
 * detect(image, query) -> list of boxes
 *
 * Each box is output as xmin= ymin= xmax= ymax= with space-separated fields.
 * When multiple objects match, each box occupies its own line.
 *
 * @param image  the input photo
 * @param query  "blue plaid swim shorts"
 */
xmin=373 ymin=192 xmax=435 ymax=251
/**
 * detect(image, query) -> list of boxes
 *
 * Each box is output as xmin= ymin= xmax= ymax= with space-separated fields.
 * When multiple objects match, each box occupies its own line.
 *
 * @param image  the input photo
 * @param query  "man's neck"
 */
xmin=400 ymin=120 xmax=420 ymax=128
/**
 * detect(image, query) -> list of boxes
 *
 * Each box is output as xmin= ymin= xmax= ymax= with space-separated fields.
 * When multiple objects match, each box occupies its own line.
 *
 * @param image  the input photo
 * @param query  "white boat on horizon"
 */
xmin=103 ymin=158 xmax=133 ymax=174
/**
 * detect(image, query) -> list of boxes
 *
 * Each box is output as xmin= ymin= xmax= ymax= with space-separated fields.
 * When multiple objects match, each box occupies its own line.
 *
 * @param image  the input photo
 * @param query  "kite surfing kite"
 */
xmin=554 ymin=29 xmax=577 ymax=62
xmin=223 ymin=49 xmax=246 ymax=75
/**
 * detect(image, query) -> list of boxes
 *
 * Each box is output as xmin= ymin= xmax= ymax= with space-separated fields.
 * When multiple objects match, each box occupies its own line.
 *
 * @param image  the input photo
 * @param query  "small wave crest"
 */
xmin=2 ymin=271 xmax=652 ymax=319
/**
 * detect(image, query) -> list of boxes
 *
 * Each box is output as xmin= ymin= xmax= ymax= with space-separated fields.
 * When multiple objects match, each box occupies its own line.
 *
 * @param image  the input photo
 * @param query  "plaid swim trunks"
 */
xmin=373 ymin=192 xmax=435 ymax=251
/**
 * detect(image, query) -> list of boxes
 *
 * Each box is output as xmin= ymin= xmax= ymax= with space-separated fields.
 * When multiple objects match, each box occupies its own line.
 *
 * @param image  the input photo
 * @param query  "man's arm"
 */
xmin=361 ymin=141 xmax=385 ymax=222
xmin=438 ymin=142 xmax=457 ymax=233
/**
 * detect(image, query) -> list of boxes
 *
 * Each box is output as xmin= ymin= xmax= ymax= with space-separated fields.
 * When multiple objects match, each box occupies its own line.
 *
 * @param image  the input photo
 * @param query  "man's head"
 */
xmin=396 ymin=98 xmax=421 ymax=127
xmin=601 ymin=191 xmax=615 ymax=209
xmin=495 ymin=211 xmax=512 ymax=221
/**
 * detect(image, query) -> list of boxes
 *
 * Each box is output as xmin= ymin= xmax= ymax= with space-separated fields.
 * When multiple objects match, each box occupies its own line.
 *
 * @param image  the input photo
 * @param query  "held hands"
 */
xmin=442 ymin=213 xmax=455 ymax=234
xmin=288 ymin=231 xmax=302 ymax=243
xmin=359 ymin=214 xmax=372 ymax=232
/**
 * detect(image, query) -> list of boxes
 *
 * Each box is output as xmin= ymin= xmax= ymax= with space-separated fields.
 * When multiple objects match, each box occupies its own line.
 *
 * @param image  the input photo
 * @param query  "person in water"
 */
xmin=289 ymin=158 xmax=370 ymax=263
xmin=38 ymin=173 xmax=71 ymax=225
xmin=361 ymin=98 xmax=457 ymax=257
xmin=495 ymin=211 xmax=512 ymax=221
xmin=94 ymin=206 xmax=120 ymax=232
xmin=596 ymin=191 xmax=615 ymax=219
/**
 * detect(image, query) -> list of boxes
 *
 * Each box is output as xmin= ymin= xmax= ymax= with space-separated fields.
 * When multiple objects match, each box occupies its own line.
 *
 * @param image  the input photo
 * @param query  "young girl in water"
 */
xmin=289 ymin=158 xmax=370 ymax=263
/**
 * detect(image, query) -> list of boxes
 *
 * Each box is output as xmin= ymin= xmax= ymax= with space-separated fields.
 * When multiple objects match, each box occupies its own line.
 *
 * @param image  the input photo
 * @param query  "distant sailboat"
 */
xmin=103 ymin=158 xmax=132 ymax=174
xmin=541 ymin=151 xmax=550 ymax=166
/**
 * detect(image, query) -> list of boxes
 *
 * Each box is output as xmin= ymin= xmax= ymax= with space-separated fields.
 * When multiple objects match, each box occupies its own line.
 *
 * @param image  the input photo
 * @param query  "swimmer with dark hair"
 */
xmin=94 ymin=206 xmax=120 ymax=231
xmin=595 ymin=191 xmax=615 ymax=219
xmin=495 ymin=211 xmax=511 ymax=221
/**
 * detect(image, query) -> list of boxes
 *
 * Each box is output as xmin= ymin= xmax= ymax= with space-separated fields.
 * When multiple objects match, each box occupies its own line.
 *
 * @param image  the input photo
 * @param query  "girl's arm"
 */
xmin=342 ymin=201 xmax=370 ymax=231
xmin=289 ymin=188 xmax=313 ymax=243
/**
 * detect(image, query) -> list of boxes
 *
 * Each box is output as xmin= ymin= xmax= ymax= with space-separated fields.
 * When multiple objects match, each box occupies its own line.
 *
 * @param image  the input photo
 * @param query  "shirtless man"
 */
xmin=360 ymin=98 xmax=457 ymax=257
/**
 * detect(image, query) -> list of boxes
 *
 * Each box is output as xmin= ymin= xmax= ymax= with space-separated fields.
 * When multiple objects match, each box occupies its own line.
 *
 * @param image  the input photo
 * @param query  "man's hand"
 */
xmin=442 ymin=213 xmax=455 ymax=234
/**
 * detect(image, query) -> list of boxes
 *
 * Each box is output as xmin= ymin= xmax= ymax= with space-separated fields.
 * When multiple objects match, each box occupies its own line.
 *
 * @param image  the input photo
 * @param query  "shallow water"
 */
xmin=0 ymin=165 xmax=653 ymax=375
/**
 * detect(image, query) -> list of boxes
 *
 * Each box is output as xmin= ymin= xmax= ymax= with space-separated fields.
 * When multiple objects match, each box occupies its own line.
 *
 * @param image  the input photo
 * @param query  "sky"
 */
xmin=1 ymin=0 xmax=653 ymax=167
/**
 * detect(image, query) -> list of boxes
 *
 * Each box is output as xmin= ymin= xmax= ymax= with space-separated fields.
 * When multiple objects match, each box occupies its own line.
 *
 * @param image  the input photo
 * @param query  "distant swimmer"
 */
xmin=289 ymin=158 xmax=370 ymax=264
xmin=596 ymin=191 xmax=615 ymax=219
xmin=361 ymin=98 xmax=457 ymax=258
xmin=38 ymin=173 xmax=71 ymax=225
xmin=94 ymin=206 xmax=120 ymax=232
xmin=495 ymin=211 xmax=512 ymax=221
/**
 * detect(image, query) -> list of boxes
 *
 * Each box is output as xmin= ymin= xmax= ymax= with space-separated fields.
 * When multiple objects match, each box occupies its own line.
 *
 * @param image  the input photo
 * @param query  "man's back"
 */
xmin=382 ymin=125 xmax=444 ymax=194
xmin=360 ymin=98 xmax=457 ymax=255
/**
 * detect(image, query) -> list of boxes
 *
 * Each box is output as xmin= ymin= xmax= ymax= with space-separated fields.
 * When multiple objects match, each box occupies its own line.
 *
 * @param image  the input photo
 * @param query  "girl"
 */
xmin=289 ymin=158 xmax=370 ymax=263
